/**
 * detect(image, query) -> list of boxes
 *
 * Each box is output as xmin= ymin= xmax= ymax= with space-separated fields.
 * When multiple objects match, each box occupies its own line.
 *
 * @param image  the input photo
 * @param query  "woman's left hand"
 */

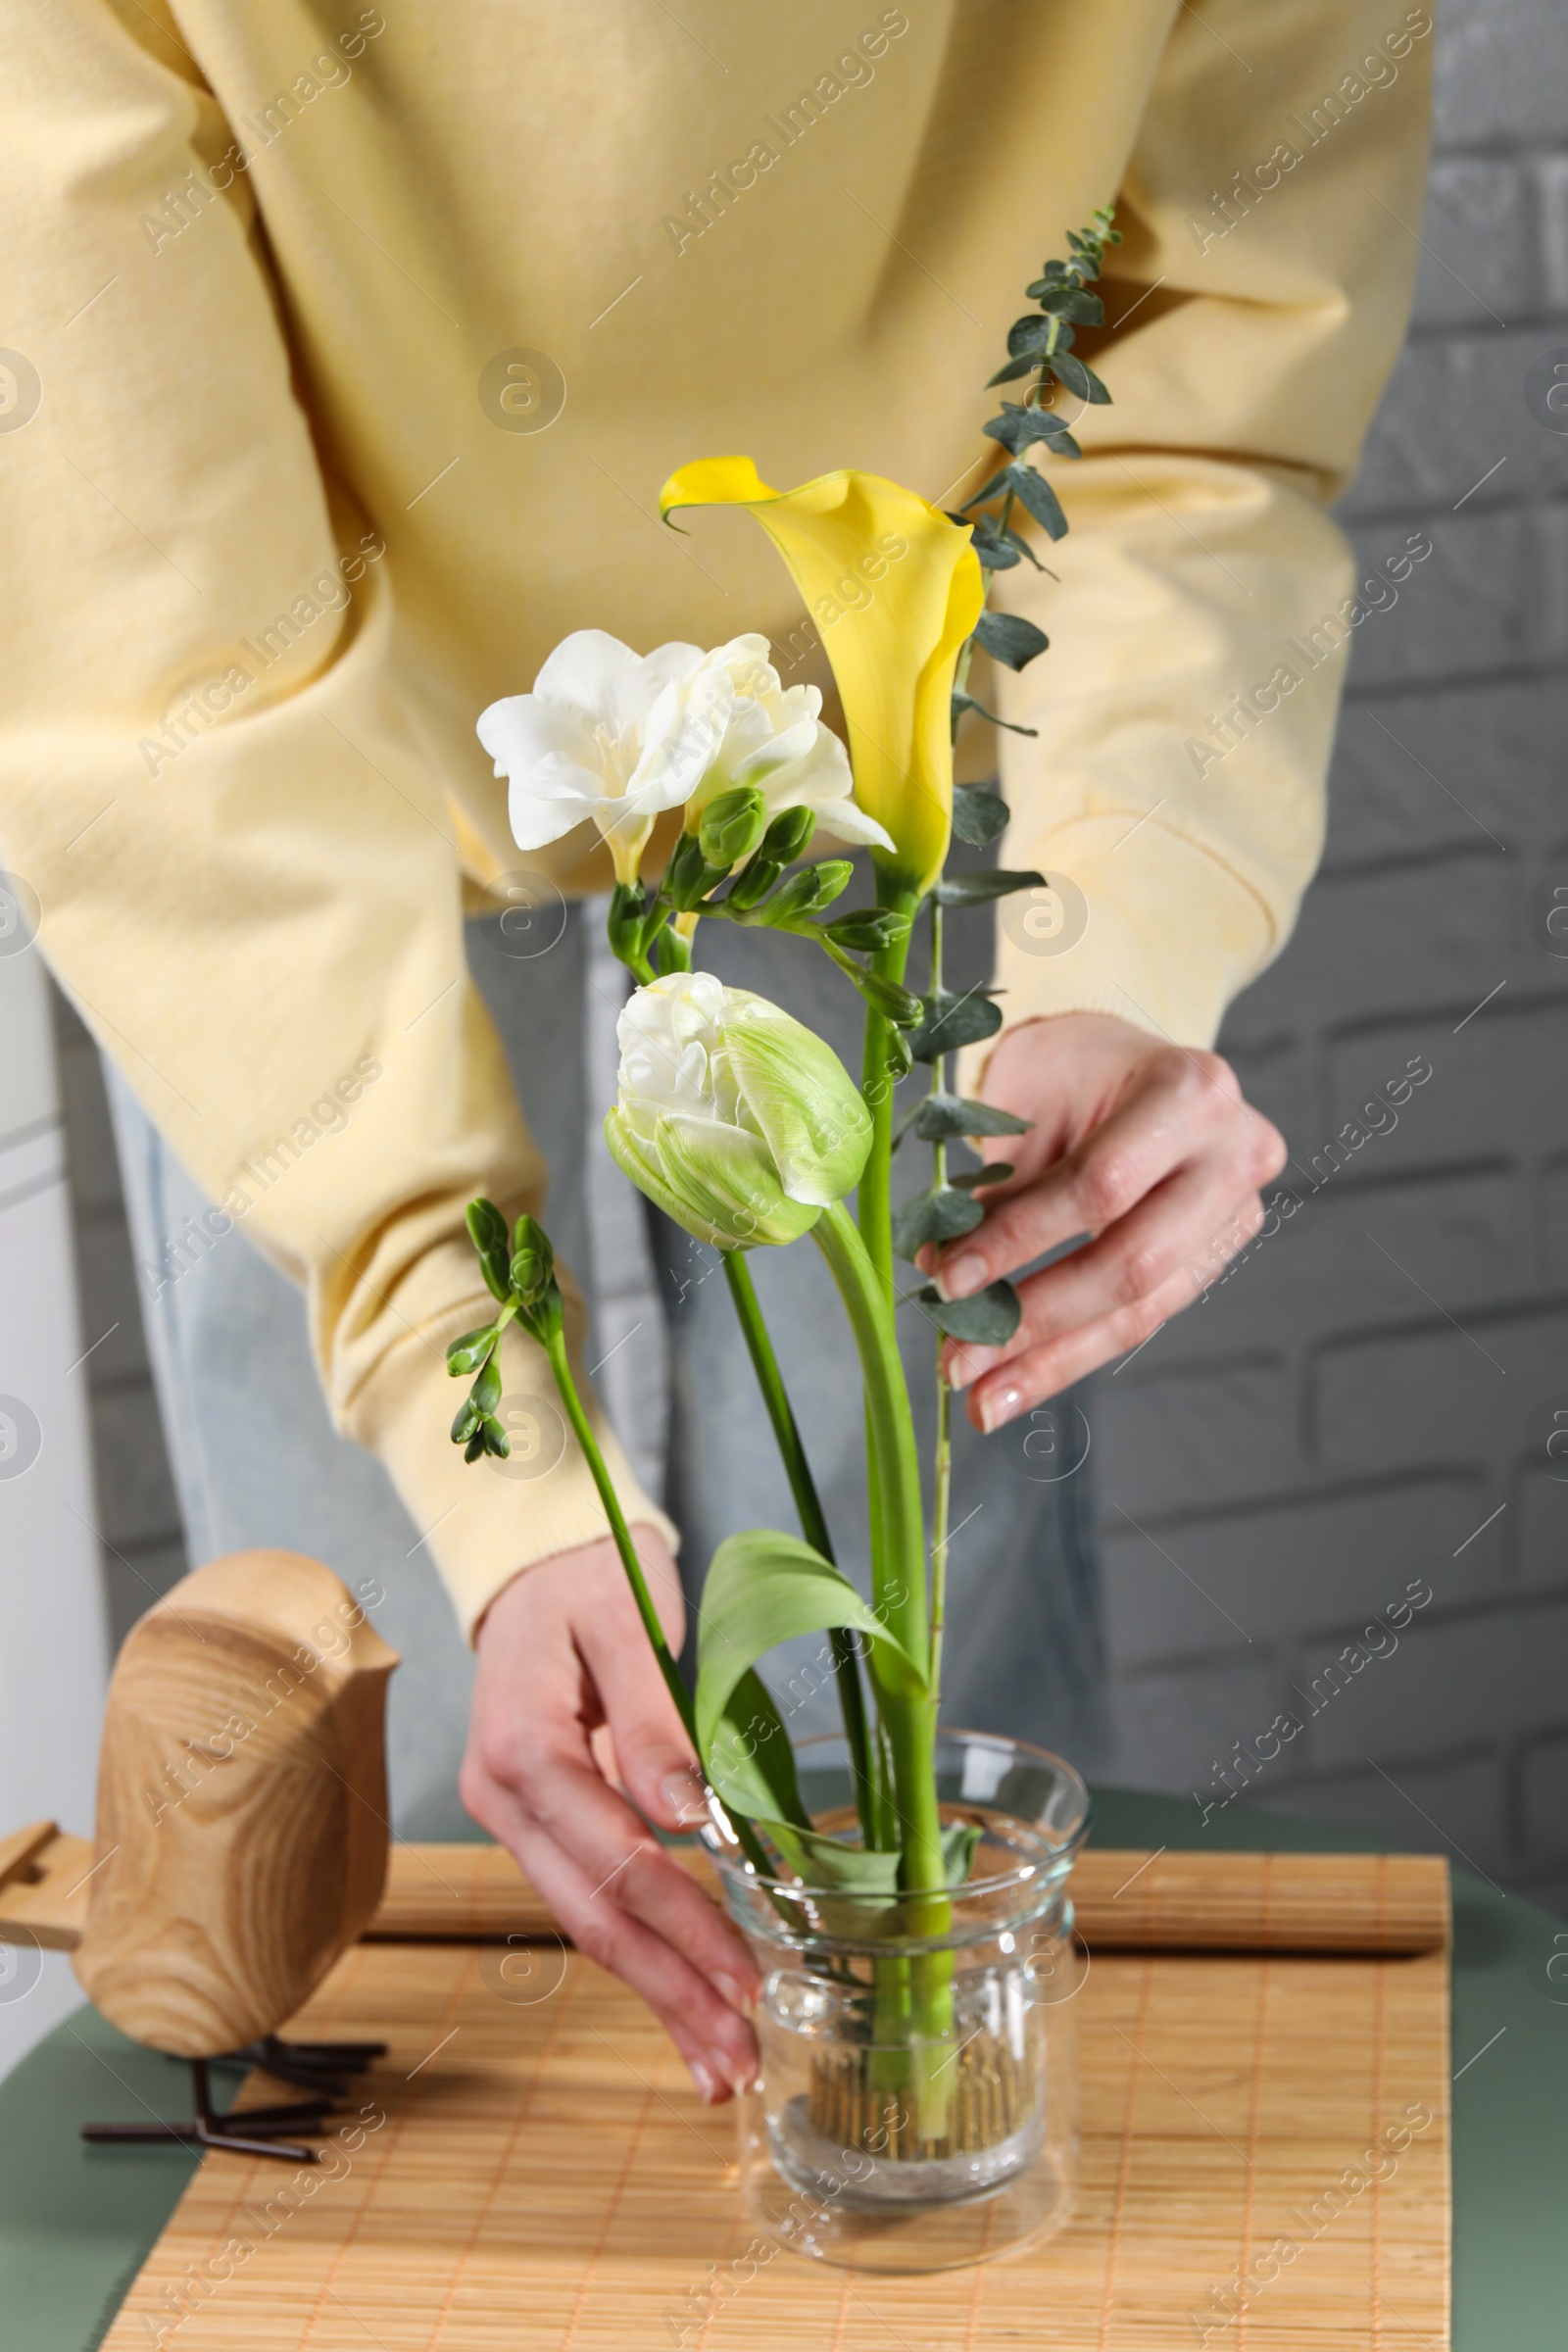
xmin=926 ymin=1011 xmax=1287 ymax=1431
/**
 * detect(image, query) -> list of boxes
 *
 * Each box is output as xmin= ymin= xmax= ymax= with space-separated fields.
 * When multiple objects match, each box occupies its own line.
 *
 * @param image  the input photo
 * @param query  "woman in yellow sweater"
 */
xmin=0 ymin=0 xmax=1428 ymax=2101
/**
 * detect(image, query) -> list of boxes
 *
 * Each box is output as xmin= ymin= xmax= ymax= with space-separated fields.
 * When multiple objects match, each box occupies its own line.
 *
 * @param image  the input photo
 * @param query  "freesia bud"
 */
xmin=605 ymin=971 xmax=871 ymax=1250
xmin=698 ymin=784 xmax=768 ymax=869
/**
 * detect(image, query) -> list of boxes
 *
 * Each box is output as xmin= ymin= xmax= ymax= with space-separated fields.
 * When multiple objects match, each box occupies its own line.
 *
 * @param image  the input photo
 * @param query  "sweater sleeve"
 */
xmin=969 ymin=0 xmax=1433 ymax=1058
xmin=0 ymin=0 xmax=674 ymax=1640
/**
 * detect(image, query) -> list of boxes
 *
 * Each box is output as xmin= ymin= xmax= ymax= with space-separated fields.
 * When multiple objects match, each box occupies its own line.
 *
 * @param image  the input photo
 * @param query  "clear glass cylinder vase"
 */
xmin=704 ymin=1729 xmax=1089 ymax=2274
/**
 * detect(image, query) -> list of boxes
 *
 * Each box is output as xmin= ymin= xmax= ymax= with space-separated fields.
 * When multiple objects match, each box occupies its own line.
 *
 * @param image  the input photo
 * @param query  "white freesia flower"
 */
xmin=683 ymin=635 xmax=893 ymax=852
xmin=476 ymin=630 xmax=733 ymax=884
xmin=606 ymin=970 xmax=871 ymax=1250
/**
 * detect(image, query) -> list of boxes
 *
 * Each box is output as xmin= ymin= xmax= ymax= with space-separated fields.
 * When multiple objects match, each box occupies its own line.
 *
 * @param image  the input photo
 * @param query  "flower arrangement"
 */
xmin=446 ymin=212 xmax=1118 ymax=2195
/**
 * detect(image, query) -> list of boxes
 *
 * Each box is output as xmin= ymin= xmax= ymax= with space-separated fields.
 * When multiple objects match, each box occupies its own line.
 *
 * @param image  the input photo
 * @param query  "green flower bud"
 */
xmin=604 ymin=971 xmax=871 ymax=1250
xmin=510 ymin=1215 xmax=555 ymax=1305
xmin=698 ymin=784 xmax=769 ymax=869
xmin=760 ymin=804 xmax=816 ymax=863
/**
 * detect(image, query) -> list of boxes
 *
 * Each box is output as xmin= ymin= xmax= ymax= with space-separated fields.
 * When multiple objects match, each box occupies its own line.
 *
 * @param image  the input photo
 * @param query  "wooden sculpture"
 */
xmin=3 ymin=1549 xmax=399 ymax=2158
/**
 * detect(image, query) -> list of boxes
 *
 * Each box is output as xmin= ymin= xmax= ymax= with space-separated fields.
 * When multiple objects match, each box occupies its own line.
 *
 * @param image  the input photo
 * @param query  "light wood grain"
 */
xmin=0 ymin=1822 xmax=95 ymax=1951
xmin=369 ymin=1838 xmax=1451 ymax=1953
xmin=99 ymin=1873 xmax=1451 ymax=2349
xmin=72 ymin=1551 xmax=399 ymax=2057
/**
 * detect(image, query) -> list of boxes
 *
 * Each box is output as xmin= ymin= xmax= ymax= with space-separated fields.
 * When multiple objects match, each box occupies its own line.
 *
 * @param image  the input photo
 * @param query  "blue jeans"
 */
xmin=107 ymin=905 xmax=1105 ymax=1837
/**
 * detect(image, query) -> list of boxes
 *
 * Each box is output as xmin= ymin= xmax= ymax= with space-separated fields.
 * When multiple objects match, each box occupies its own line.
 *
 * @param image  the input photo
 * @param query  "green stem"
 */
xmin=720 ymin=1251 xmax=877 ymax=1846
xmin=858 ymin=879 xmax=920 ymax=1307
xmin=539 ymin=1321 xmax=774 ymax=1881
xmin=811 ymin=1205 xmax=942 ymax=1896
xmin=928 ymin=895 xmax=952 ymax=1705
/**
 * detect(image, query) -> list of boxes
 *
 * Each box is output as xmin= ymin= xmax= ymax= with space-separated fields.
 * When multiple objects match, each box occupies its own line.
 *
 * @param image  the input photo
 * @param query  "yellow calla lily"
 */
xmin=659 ymin=459 xmax=985 ymax=897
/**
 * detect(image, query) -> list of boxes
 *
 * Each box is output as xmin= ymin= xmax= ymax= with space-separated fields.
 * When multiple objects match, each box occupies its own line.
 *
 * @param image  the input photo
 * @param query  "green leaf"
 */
xmin=906 ymin=989 xmax=1004 ymax=1061
xmin=1038 ymin=286 xmax=1103 ymax=325
xmin=765 ymin=1823 xmax=904 ymax=1894
xmin=952 ymin=691 xmax=1039 ymax=738
xmin=962 ymin=515 xmax=1023 ymax=568
xmin=959 ymin=473 xmax=1010 ymax=514
xmin=1049 ymin=352 xmax=1111 ymax=405
xmin=986 ymin=353 xmax=1039 ymax=388
xmin=911 ymin=1281 xmax=1023 ymax=1345
xmin=694 ymin=1530 xmax=929 ymax=1789
xmin=1003 ymin=464 xmax=1069 ymax=543
xmin=983 ymin=403 xmax=1078 ymax=458
xmin=951 ymin=784 xmax=1010 ymax=848
xmin=446 ymin=1324 xmax=498 ymax=1378
xmin=942 ymin=1819 xmax=983 ymax=1886
xmin=934 ymin=868 xmax=1046 ymax=907
xmin=912 ymin=1092 xmax=1033 ymax=1142
xmin=891 ymin=1188 xmax=985 ymax=1261
xmin=973 ymin=611 xmax=1051 ymax=671
xmin=950 ymin=1161 xmax=1014 ymax=1191
xmin=705 ymin=1666 xmax=812 ymax=1828
xmin=819 ymin=907 xmax=911 ymax=954
xmin=1005 ymin=314 xmax=1055 ymax=360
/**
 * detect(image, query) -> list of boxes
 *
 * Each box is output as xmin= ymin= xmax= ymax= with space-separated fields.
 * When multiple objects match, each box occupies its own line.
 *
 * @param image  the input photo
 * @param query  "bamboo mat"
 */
xmin=98 ymin=1856 xmax=1450 ymax=2350
xmin=370 ymin=1838 xmax=1451 ymax=1953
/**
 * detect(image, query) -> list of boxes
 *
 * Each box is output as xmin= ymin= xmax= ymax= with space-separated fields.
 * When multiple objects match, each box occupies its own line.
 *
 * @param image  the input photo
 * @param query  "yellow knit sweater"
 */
xmin=0 ymin=0 xmax=1430 ymax=1634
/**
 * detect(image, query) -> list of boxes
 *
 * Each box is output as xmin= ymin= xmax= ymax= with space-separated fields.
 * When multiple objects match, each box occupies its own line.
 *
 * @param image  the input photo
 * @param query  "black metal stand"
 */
xmin=81 ymin=2034 xmax=389 ymax=2164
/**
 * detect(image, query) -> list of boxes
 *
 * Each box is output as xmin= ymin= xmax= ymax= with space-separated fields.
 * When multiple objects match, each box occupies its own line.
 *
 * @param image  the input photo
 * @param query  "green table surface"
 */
xmin=3 ymin=1790 xmax=1564 ymax=2350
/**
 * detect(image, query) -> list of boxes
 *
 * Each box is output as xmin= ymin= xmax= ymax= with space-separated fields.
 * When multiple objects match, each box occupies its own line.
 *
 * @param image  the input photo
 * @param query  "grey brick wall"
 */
xmin=1099 ymin=0 xmax=1568 ymax=1916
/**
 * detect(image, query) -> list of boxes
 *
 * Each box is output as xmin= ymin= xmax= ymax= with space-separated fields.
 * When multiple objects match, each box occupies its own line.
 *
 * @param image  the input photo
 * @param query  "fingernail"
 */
xmin=938 ymin=1253 xmax=987 ymax=1300
xmin=689 ymin=2056 xmax=723 ymax=2104
xmin=714 ymin=1972 xmax=756 ymax=2014
xmin=979 ymin=1383 xmax=1025 ymax=1434
xmin=661 ymin=1769 xmax=708 ymax=1829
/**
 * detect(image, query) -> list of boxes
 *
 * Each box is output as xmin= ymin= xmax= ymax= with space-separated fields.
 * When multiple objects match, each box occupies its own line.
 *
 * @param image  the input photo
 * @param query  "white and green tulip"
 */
xmin=604 ymin=970 xmax=870 ymax=1250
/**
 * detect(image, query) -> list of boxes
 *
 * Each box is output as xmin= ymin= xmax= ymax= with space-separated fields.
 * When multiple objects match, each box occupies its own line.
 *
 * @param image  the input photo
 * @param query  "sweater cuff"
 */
xmin=961 ymin=811 xmax=1277 ymax=1085
xmin=343 ymin=1260 xmax=677 ymax=1644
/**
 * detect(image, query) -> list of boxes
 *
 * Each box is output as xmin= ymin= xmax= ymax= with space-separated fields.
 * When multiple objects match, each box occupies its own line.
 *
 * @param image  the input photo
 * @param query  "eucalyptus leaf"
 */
xmin=912 ymin=1092 xmax=1033 ymax=1142
xmin=985 ymin=354 xmax=1038 ymax=387
xmin=952 ymin=691 xmax=1038 ymax=738
xmin=906 ymin=989 xmax=1004 ymax=1061
xmin=961 ymin=515 xmax=1022 ymax=567
xmin=973 ymin=611 xmax=1051 ymax=672
xmin=1038 ymin=286 xmax=1103 ymax=324
xmin=1049 ymin=352 xmax=1111 ymax=405
xmin=694 ymin=1531 xmax=928 ymax=1790
xmin=950 ymin=784 xmax=1010 ymax=847
xmin=1005 ymin=314 xmax=1055 ymax=360
xmin=983 ymin=403 xmax=1078 ymax=456
xmin=912 ymin=1281 xmax=1023 ymax=1346
xmin=891 ymin=1188 xmax=985 ymax=1261
xmin=1003 ymin=464 xmax=1069 ymax=542
xmin=933 ymin=868 xmax=1046 ymax=907
xmin=950 ymin=1161 xmax=1014 ymax=1191
xmin=958 ymin=471 xmax=1012 ymax=513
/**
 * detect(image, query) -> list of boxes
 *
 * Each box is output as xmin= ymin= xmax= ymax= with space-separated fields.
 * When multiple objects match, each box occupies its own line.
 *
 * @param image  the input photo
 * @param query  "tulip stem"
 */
xmin=720 ymin=1251 xmax=879 ymax=1848
xmin=538 ymin=1322 xmax=774 ymax=1881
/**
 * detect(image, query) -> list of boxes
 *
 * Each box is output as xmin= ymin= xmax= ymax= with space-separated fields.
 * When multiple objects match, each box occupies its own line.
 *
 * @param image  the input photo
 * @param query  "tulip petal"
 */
xmin=723 ymin=998 xmax=872 ymax=1207
xmin=660 ymin=461 xmax=985 ymax=893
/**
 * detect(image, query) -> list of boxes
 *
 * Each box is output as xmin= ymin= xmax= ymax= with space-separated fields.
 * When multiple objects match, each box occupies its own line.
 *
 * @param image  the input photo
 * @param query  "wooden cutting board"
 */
xmin=96 ymin=1848 xmax=1449 ymax=2349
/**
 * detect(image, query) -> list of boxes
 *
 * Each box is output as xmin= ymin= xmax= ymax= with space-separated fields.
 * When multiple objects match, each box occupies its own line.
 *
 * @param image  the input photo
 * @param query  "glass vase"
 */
xmin=704 ymin=1728 xmax=1089 ymax=2274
